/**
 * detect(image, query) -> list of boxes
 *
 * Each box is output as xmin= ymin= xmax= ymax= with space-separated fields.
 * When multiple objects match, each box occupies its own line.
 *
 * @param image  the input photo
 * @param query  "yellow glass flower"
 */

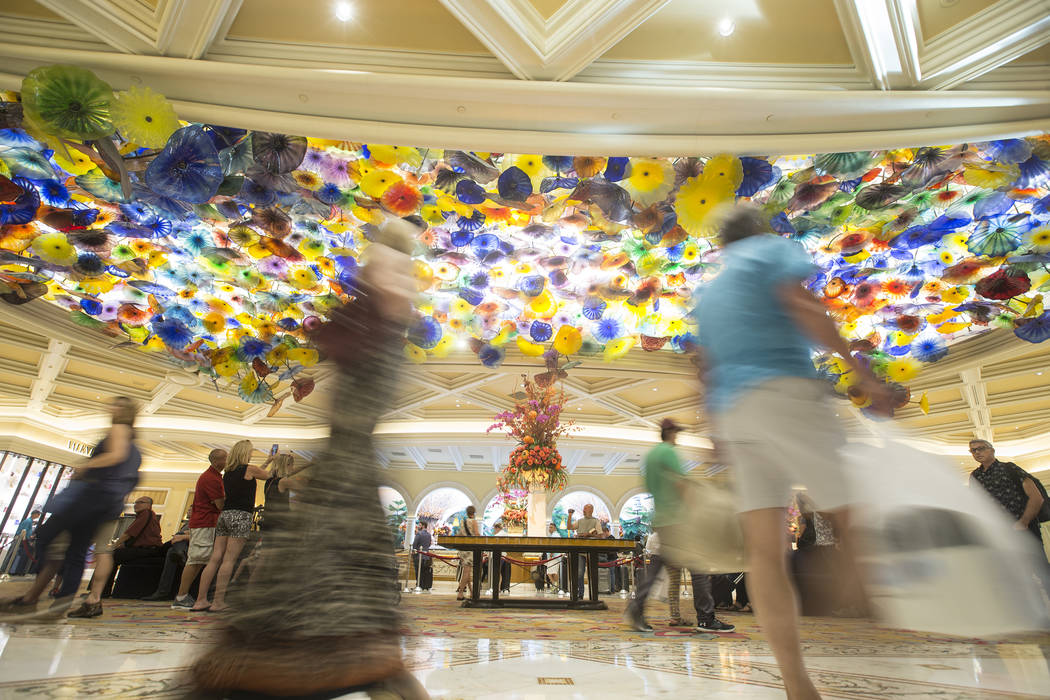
xmin=202 ymin=312 xmax=226 ymax=333
xmin=53 ymin=148 xmax=96 ymax=175
xmin=110 ymin=86 xmax=179 ymax=148
xmin=130 ymin=240 xmax=152 ymax=256
xmin=78 ymin=276 xmax=114 ymax=295
xmin=143 ymin=336 xmax=167 ymax=353
xmin=255 ymin=319 xmax=277 ymax=339
xmin=918 ymin=393 xmax=930 ymax=415
xmin=292 ymin=170 xmax=323 ymax=190
xmin=265 ymin=344 xmax=288 ymax=365
xmin=886 ymin=358 xmax=921 ymax=382
xmin=514 ymin=154 xmax=544 ymax=178
xmin=404 ymin=343 xmax=427 ymax=363
xmin=32 ymin=232 xmax=77 ymax=265
xmin=675 ymin=176 xmax=735 ymax=237
xmin=938 ymin=250 xmax=955 ymax=265
xmin=298 ymin=238 xmax=325 ymax=260
xmin=1028 ymin=227 xmax=1050 ymax=251
xmin=962 ymin=163 xmax=1019 ymax=189
xmin=451 ymin=298 xmax=472 ymax=315
xmin=517 ymin=336 xmax=546 ymax=356
xmin=527 ymin=289 xmax=556 ymax=318
xmin=420 ymin=204 xmax=444 ymax=224
xmin=368 ymin=144 xmax=422 ymax=168
xmin=430 ymin=334 xmax=454 ymax=358
xmin=177 ymin=286 xmax=197 ymax=300
xmin=147 ymin=250 xmax=167 ymax=267
xmin=603 ymin=336 xmax=635 ymax=361
xmin=552 ymin=325 xmax=582 ymax=355
xmin=940 ymin=286 xmax=969 ymax=304
xmin=360 ymin=170 xmax=403 ymax=198
xmin=625 ymin=158 xmax=674 ymax=205
xmin=287 ymin=347 xmax=319 ymax=366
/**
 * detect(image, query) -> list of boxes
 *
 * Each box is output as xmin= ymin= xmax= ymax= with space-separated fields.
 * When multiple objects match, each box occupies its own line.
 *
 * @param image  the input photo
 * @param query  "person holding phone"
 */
xmin=567 ymin=504 xmax=600 ymax=598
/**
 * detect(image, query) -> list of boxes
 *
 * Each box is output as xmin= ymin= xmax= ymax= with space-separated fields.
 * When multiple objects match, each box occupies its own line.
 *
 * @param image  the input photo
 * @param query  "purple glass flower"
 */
xmin=258 ymin=256 xmax=288 ymax=277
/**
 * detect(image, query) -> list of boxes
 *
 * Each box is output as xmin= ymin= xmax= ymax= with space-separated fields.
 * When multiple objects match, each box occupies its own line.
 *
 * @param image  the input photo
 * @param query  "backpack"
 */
xmin=1011 ymin=463 xmax=1050 ymax=523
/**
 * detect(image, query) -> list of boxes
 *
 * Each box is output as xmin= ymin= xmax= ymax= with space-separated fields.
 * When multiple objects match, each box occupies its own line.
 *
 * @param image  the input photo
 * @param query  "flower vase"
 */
xmin=527 ymin=483 xmax=547 ymax=537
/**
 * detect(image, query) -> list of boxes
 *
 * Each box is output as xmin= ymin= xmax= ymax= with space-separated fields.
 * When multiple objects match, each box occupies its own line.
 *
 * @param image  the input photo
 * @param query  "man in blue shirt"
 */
xmin=694 ymin=204 xmax=889 ymax=700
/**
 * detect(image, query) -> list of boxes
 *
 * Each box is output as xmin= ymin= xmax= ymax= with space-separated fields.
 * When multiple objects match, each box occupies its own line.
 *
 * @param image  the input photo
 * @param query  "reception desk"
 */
xmin=440 ymin=535 xmax=637 ymax=610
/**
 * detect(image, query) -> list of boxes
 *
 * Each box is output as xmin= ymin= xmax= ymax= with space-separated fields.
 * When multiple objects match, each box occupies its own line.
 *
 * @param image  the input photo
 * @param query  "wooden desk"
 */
xmin=440 ymin=535 xmax=637 ymax=610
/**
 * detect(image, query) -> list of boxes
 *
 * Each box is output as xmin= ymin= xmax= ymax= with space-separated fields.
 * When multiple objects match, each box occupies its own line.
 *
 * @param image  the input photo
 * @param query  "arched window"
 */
xmin=414 ymin=487 xmax=472 ymax=537
xmin=618 ymin=492 xmax=654 ymax=541
xmin=378 ymin=486 xmax=407 ymax=544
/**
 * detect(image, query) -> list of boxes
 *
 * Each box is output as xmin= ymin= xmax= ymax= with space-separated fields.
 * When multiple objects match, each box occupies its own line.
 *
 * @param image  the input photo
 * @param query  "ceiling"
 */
xmin=0 ymin=0 xmax=1047 ymax=154
xmin=2 ymin=298 xmax=1048 ymax=482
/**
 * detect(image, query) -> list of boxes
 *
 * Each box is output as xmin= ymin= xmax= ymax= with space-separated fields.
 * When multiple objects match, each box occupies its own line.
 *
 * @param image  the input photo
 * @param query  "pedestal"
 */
xmin=527 ymin=484 xmax=547 ymax=537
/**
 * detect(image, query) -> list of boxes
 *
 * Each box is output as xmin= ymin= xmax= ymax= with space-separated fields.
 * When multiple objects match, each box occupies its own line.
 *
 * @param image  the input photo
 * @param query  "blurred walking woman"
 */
xmin=456 ymin=505 xmax=480 ymax=600
xmin=191 ymin=439 xmax=270 ymax=612
xmin=192 ymin=219 xmax=427 ymax=698
xmin=0 ymin=397 xmax=141 ymax=619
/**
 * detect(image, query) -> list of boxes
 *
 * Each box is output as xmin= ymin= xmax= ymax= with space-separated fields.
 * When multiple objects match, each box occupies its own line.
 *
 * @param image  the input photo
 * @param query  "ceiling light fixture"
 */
xmin=333 ymin=1 xmax=353 ymax=22
xmin=717 ymin=17 xmax=735 ymax=37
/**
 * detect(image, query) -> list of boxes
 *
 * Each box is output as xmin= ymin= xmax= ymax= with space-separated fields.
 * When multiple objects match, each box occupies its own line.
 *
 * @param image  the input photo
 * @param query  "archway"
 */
xmin=413 ymin=485 xmax=474 ymax=537
xmin=617 ymin=492 xmax=654 ymax=541
xmin=378 ymin=485 xmax=408 ymax=545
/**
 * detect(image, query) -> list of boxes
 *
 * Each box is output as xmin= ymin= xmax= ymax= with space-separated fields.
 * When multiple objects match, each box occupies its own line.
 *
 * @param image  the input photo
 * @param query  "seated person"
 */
xmin=142 ymin=523 xmax=191 ymax=601
xmin=96 ymin=496 xmax=163 ymax=597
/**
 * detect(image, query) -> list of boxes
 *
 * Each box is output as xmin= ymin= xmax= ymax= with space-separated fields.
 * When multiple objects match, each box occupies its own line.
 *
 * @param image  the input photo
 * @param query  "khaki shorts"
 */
xmin=187 ymin=527 xmax=216 ymax=565
xmin=717 ymin=377 xmax=848 ymax=513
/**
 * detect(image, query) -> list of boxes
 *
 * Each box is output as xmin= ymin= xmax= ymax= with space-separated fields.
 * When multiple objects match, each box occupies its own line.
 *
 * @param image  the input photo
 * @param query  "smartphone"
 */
xmin=269 ymin=443 xmax=279 ymax=456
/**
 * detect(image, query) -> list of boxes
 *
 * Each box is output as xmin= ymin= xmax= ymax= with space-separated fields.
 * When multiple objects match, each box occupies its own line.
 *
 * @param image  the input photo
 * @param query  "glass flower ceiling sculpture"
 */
xmin=1 ymin=65 xmax=1049 ymax=413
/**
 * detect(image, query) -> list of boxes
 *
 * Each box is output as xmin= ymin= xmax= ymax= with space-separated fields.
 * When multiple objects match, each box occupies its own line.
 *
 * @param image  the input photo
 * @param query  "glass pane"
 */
xmin=39 ymin=462 xmax=65 ymax=506
xmin=1 ymin=455 xmax=37 ymax=538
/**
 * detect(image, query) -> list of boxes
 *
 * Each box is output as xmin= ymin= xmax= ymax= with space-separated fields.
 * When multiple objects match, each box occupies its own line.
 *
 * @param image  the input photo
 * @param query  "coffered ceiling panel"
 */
xmin=916 ymin=0 xmax=999 ymax=41
xmin=528 ymin=0 xmax=569 ymax=20
xmin=223 ymin=0 xmax=495 ymax=54
xmin=601 ymin=0 xmax=852 ymax=64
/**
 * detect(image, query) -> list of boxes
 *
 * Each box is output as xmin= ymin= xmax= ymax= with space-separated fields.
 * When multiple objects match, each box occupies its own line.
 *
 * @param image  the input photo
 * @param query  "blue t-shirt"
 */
xmin=694 ymin=234 xmax=818 ymax=414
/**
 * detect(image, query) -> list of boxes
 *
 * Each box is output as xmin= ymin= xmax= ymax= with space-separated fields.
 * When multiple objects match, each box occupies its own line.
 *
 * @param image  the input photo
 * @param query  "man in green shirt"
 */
xmin=626 ymin=419 xmax=734 ymax=634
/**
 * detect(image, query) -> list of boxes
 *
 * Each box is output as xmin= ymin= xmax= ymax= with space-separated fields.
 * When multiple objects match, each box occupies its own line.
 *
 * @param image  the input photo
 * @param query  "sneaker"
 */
xmin=624 ymin=602 xmax=653 ymax=632
xmin=171 ymin=595 xmax=195 ymax=610
xmin=695 ymin=617 xmax=736 ymax=633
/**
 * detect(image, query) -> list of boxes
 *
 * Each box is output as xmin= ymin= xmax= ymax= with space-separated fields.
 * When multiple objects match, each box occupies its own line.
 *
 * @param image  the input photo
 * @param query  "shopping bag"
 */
xmin=845 ymin=438 xmax=1050 ymax=638
xmin=659 ymin=477 xmax=748 ymax=574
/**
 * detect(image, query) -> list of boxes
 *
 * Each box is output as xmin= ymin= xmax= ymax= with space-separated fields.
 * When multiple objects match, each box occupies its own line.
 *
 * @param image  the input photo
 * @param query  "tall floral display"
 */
xmin=489 ymin=356 xmax=577 ymax=535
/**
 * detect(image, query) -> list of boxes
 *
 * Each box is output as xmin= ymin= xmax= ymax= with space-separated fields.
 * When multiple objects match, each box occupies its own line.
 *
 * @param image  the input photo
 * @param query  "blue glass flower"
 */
xmin=497 ymin=166 xmax=532 ymax=202
xmin=239 ymin=337 xmax=270 ymax=359
xmin=36 ymin=179 xmax=69 ymax=206
xmin=456 ymin=179 xmax=486 ymax=204
xmin=459 ymin=287 xmax=483 ymax=306
xmin=519 ymin=275 xmax=545 ymax=297
xmin=479 ymin=344 xmax=505 ymax=368
xmin=152 ymin=317 xmax=192 ymax=349
xmin=145 ymin=124 xmax=223 ymax=204
xmin=1015 ymin=312 xmax=1050 ymax=343
xmin=315 ymin=183 xmax=342 ymax=205
xmin=736 ymin=157 xmax=774 ymax=197
xmin=594 ymin=316 xmax=624 ymax=342
xmin=530 ymin=320 xmax=552 ymax=343
xmin=604 ymin=157 xmax=629 ymax=182
xmin=582 ymin=296 xmax=606 ymax=321
xmin=0 ymin=176 xmax=39 ymax=225
xmin=913 ymin=336 xmax=948 ymax=362
xmin=409 ymin=316 xmax=442 ymax=350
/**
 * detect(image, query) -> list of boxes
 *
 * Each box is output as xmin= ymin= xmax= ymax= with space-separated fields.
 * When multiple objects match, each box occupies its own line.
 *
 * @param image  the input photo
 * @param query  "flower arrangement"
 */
xmin=495 ymin=489 xmax=529 ymax=526
xmin=433 ymin=524 xmax=452 ymax=537
xmin=488 ymin=356 xmax=578 ymax=493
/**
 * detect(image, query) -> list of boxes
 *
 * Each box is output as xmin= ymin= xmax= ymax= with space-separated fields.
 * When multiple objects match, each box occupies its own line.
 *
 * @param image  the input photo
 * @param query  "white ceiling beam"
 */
xmin=565 ymin=449 xmax=585 ymax=474
xmin=438 ymin=0 xmax=672 ymax=81
xmin=918 ymin=0 xmax=1050 ymax=90
xmin=27 ymin=340 xmax=70 ymax=411
xmin=155 ymin=0 xmax=243 ymax=59
xmin=834 ymin=0 xmax=921 ymax=89
xmin=602 ymin=452 xmax=626 ymax=475
xmin=491 ymin=445 xmax=503 ymax=472
xmin=375 ymin=449 xmax=390 ymax=469
xmin=34 ymin=0 xmax=158 ymax=54
xmin=960 ymin=368 xmax=993 ymax=443
xmin=448 ymin=444 xmax=464 ymax=471
xmin=404 ymin=446 xmax=427 ymax=470
xmin=241 ymin=403 xmax=271 ymax=425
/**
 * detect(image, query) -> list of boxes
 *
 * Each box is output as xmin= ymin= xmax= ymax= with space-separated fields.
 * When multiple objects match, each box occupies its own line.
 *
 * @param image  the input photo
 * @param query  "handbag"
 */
xmin=658 ymin=477 xmax=748 ymax=574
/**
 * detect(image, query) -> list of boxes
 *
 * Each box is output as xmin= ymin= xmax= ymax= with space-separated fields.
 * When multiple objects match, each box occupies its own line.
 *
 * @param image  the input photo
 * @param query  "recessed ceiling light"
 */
xmin=333 ymin=1 xmax=353 ymax=22
xmin=652 ymin=387 xmax=658 ymax=391
xmin=717 ymin=18 xmax=735 ymax=37
xmin=1037 ymin=372 xmax=1044 ymax=376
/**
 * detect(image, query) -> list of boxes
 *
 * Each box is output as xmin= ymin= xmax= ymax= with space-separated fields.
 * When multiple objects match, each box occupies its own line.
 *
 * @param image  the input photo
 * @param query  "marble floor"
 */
xmin=2 ymin=580 xmax=1050 ymax=698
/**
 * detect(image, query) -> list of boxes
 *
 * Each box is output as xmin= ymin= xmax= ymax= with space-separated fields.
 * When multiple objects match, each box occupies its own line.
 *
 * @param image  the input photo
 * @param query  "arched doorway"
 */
xmin=413 ymin=486 xmax=473 ymax=536
xmin=378 ymin=486 xmax=408 ymax=545
xmin=618 ymin=492 xmax=654 ymax=541
xmin=549 ymin=490 xmax=612 ymax=537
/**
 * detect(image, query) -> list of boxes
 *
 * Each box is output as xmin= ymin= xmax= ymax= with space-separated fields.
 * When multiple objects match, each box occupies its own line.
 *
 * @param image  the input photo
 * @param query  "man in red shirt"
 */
xmin=172 ymin=449 xmax=226 ymax=610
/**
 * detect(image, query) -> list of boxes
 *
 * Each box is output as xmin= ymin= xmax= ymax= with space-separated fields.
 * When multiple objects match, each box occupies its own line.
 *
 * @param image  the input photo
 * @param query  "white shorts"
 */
xmin=717 ymin=377 xmax=849 ymax=513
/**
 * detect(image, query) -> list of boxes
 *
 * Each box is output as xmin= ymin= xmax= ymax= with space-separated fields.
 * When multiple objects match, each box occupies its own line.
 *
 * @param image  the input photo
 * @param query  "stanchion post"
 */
xmin=413 ymin=550 xmax=422 ymax=594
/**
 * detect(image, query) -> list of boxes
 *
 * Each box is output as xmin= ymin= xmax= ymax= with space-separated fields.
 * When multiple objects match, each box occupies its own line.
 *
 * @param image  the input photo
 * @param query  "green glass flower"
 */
xmin=21 ymin=65 xmax=114 ymax=140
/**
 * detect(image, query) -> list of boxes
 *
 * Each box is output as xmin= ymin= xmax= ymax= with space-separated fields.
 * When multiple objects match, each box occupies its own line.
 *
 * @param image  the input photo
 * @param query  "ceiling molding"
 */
xmin=834 ymin=0 xmax=921 ymax=89
xmin=959 ymin=368 xmax=992 ymax=442
xmin=918 ymin=0 xmax=1050 ymax=90
xmin=34 ymin=0 xmax=160 ymax=54
xmin=0 ymin=14 xmax=111 ymax=51
xmin=155 ymin=0 xmax=243 ymax=59
xmin=438 ymin=0 xmax=671 ymax=81
xmin=574 ymin=59 xmax=870 ymax=89
xmin=2 ymin=45 xmax=1049 ymax=155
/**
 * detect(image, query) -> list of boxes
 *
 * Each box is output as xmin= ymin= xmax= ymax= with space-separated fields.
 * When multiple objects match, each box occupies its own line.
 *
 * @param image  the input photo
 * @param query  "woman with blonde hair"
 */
xmin=191 ymin=439 xmax=271 ymax=612
xmin=456 ymin=505 xmax=480 ymax=600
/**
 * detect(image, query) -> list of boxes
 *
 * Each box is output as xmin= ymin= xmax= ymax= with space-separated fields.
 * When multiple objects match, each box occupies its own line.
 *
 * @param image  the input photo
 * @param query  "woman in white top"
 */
xmin=456 ymin=506 xmax=479 ymax=601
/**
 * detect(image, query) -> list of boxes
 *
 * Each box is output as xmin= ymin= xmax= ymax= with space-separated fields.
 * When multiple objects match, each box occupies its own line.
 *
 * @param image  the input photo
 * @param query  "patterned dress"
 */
xmin=191 ymin=290 xmax=411 ymax=696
